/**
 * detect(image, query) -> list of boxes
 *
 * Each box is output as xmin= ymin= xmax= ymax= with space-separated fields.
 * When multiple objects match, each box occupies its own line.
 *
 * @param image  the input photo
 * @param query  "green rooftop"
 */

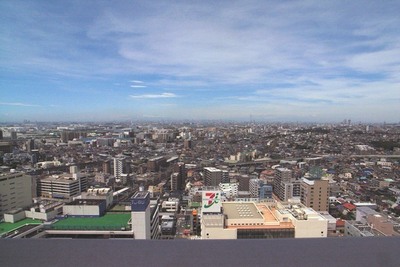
xmin=52 ymin=213 xmax=131 ymax=231
xmin=0 ymin=218 xmax=42 ymax=235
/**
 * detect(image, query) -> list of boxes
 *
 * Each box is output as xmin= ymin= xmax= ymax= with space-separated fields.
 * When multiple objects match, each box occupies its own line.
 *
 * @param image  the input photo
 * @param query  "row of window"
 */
xmin=230 ymin=223 xmax=263 ymax=226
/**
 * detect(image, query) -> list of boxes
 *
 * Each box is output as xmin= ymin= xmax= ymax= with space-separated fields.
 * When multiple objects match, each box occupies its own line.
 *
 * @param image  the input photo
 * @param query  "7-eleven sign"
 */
xmin=202 ymin=191 xmax=221 ymax=213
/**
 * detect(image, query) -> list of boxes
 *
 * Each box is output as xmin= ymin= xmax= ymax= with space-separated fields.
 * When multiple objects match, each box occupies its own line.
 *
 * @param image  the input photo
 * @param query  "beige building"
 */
xmin=36 ymin=170 xmax=89 ymax=201
xmin=0 ymin=172 xmax=33 ymax=217
xmin=300 ymin=177 xmax=329 ymax=211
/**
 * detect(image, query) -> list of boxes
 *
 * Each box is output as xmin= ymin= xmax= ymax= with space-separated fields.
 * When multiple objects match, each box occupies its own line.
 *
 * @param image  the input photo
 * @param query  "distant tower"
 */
xmin=0 ymin=130 xmax=3 ymax=140
xmin=131 ymin=191 xmax=151 ymax=239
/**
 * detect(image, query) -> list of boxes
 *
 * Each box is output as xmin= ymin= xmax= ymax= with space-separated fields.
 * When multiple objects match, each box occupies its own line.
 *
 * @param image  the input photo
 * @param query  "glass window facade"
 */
xmin=237 ymin=228 xmax=294 ymax=239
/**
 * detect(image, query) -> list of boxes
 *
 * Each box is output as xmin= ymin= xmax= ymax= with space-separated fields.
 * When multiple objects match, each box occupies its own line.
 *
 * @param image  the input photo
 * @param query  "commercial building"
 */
xmin=0 ymin=171 xmax=33 ymax=218
xmin=36 ymin=167 xmax=88 ymax=201
xmin=200 ymin=193 xmax=328 ymax=239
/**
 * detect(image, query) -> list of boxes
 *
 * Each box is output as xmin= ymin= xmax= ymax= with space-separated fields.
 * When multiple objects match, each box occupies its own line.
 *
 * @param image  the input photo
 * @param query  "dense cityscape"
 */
xmin=1 ymin=120 xmax=399 ymax=240
xmin=1 ymin=0 xmax=400 ymax=265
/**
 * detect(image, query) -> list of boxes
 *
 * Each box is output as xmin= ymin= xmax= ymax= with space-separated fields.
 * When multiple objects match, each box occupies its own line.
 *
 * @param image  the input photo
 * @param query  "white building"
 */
xmin=114 ymin=156 xmax=127 ymax=179
xmin=219 ymin=183 xmax=238 ymax=199
xmin=131 ymin=191 xmax=151 ymax=239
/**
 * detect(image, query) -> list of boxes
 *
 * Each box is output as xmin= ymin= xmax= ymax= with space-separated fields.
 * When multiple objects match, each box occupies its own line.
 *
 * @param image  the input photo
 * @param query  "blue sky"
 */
xmin=1 ymin=0 xmax=399 ymax=122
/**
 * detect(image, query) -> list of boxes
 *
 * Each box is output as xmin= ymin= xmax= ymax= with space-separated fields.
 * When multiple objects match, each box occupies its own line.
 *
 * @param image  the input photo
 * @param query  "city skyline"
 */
xmin=1 ymin=1 xmax=399 ymax=123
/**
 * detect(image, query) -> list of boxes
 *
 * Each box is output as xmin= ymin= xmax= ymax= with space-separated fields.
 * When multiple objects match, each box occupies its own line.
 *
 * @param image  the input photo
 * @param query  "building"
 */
xmin=79 ymin=188 xmax=113 ymax=208
xmin=219 ymin=183 xmax=238 ymax=199
xmin=173 ymin=162 xmax=186 ymax=191
xmin=36 ymin=167 xmax=88 ymax=201
xmin=60 ymin=130 xmax=87 ymax=143
xmin=102 ymin=160 xmax=111 ymax=174
xmin=25 ymin=139 xmax=35 ymax=152
xmin=161 ymin=198 xmax=179 ymax=213
xmin=113 ymin=156 xmax=128 ymax=180
xmin=0 ymin=140 xmax=12 ymax=153
xmin=300 ymin=177 xmax=329 ymax=211
xmin=201 ymin=200 xmax=327 ymax=239
xmin=149 ymin=197 xmax=161 ymax=240
xmin=63 ymin=199 xmax=107 ymax=217
xmin=236 ymin=174 xmax=251 ymax=191
xmin=273 ymin=168 xmax=295 ymax=201
xmin=184 ymin=139 xmax=192 ymax=149
xmin=204 ymin=167 xmax=228 ymax=186
xmin=249 ymin=179 xmax=273 ymax=199
xmin=0 ymin=171 xmax=33 ymax=217
xmin=131 ymin=191 xmax=151 ymax=239
xmin=147 ymin=156 xmax=166 ymax=172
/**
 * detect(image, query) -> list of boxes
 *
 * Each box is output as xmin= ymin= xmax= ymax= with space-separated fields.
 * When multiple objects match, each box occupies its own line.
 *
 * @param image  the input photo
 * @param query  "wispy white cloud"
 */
xmin=0 ymin=102 xmax=41 ymax=107
xmin=1 ymin=1 xmax=399 ymax=122
xmin=129 ymin=93 xmax=178 ymax=99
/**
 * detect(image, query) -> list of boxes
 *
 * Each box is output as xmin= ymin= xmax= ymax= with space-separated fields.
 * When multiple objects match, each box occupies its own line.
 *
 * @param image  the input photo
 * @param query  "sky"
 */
xmin=1 ymin=0 xmax=399 ymax=123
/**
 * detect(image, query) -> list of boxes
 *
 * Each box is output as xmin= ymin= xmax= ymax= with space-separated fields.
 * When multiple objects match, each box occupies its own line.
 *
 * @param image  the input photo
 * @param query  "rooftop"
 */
xmin=223 ymin=202 xmax=263 ymax=220
xmin=51 ymin=213 xmax=131 ymax=231
xmin=0 ymin=218 xmax=42 ymax=235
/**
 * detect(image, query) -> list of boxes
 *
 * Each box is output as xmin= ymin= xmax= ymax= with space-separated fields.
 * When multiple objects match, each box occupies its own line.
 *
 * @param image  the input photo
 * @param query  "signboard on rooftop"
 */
xmin=202 ymin=191 xmax=221 ymax=213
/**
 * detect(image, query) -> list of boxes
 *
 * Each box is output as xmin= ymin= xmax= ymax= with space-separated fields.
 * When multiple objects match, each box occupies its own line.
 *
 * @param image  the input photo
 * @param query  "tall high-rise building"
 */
xmin=102 ymin=160 xmax=111 ymax=174
xmin=300 ymin=177 xmax=329 ymax=211
xmin=113 ymin=157 xmax=127 ymax=179
xmin=0 ymin=172 xmax=33 ymax=217
xmin=274 ymin=168 xmax=294 ymax=201
xmin=131 ymin=191 xmax=151 ymax=239
xmin=236 ymin=174 xmax=251 ymax=191
xmin=172 ymin=162 xmax=186 ymax=191
xmin=170 ymin=172 xmax=179 ymax=191
xmin=204 ymin=167 xmax=228 ymax=186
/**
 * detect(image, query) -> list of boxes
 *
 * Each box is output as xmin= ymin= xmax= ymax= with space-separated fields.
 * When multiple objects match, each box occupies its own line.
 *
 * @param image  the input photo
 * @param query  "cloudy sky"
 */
xmin=1 ymin=0 xmax=399 ymax=122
